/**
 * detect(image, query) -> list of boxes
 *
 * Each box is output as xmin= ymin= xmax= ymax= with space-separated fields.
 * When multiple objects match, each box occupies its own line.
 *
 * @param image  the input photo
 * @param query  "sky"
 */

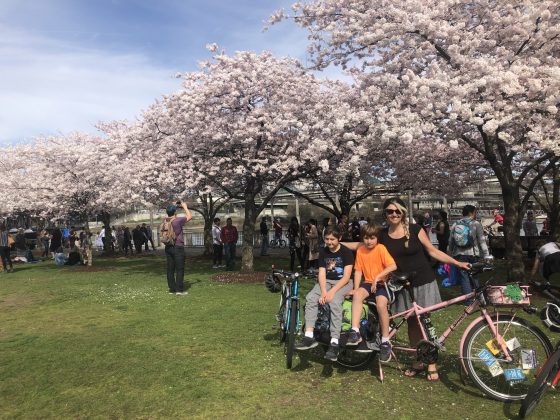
xmin=0 ymin=0 xmax=332 ymax=145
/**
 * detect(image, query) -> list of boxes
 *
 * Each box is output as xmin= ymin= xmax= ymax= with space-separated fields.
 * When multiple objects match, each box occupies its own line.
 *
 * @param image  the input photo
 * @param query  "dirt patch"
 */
xmin=66 ymin=266 xmax=116 ymax=272
xmin=211 ymin=271 xmax=268 ymax=284
xmin=1 ymin=294 xmax=36 ymax=309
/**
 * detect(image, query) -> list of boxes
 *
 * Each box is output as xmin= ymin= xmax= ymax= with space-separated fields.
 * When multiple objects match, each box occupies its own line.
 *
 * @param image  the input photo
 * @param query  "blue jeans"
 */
xmin=165 ymin=245 xmax=185 ymax=292
xmin=224 ymin=243 xmax=236 ymax=270
xmin=456 ymin=255 xmax=478 ymax=304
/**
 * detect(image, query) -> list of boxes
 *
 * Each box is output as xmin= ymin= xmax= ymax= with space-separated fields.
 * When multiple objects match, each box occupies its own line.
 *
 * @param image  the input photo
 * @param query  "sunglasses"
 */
xmin=384 ymin=209 xmax=402 ymax=216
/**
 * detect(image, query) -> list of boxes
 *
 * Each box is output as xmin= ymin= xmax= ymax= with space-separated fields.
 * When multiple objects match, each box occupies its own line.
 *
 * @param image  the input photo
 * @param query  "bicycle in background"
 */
xmin=519 ymin=281 xmax=560 ymax=418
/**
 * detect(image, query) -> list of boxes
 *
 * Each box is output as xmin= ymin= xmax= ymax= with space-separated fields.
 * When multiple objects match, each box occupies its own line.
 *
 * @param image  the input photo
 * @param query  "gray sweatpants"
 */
xmin=304 ymin=279 xmax=352 ymax=340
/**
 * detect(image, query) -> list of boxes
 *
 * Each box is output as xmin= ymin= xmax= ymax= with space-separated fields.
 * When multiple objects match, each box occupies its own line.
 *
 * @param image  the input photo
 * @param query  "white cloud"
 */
xmin=0 ymin=26 xmax=181 ymax=145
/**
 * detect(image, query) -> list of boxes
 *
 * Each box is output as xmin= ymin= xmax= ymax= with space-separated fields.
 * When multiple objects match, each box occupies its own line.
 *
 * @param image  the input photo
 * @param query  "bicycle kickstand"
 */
xmin=378 ymin=358 xmax=384 ymax=383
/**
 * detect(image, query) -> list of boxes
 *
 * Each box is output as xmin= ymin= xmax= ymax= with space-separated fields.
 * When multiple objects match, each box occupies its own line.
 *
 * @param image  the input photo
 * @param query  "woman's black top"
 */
xmin=379 ymin=224 xmax=434 ymax=287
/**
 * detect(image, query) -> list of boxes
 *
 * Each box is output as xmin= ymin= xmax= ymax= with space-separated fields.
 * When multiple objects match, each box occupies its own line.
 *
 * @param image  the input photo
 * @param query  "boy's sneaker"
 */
xmin=346 ymin=330 xmax=362 ymax=346
xmin=295 ymin=336 xmax=318 ymax=350
xmin=378 ymin=341 xmax=392 ymax=363
xmin=324 ymin=344 xmax=340 ymax=361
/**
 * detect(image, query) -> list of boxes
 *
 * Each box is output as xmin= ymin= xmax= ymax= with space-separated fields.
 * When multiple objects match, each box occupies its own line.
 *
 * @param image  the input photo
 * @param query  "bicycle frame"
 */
xmin=276 ymin=270 xmax=301 ymax=335
xmin=388 ymin=287 xmax=517 ymax=369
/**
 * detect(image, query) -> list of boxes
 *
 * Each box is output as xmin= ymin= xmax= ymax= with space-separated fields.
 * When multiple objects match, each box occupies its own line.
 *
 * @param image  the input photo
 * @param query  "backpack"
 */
xmin=159 ymin=217 xmax=176 ymax=246
xmin=341 ymin=299 xmax=368 ymax=332
xmin=452 ymin=218 xmax=474 ymax=248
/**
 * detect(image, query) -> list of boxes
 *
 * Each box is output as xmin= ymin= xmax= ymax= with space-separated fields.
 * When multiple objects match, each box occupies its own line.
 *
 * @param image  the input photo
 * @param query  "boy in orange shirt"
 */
xmin=346 ymin=224 xmax=396 ymax=362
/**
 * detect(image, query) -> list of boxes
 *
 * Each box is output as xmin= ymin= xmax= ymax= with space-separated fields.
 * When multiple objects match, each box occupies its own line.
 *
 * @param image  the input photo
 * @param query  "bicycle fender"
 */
xmin=458 ymin=312 xmax=500 ymax=377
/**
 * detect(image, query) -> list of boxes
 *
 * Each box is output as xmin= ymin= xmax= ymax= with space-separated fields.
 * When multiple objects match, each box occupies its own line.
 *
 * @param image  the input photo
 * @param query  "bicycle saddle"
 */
xmin=388 ymin=272 xmax=414 ymax=291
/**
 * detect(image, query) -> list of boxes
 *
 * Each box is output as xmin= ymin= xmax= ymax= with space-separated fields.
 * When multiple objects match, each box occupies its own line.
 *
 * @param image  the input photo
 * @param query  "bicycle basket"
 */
xmin=485 ymin=284 xmax=530 ymax=306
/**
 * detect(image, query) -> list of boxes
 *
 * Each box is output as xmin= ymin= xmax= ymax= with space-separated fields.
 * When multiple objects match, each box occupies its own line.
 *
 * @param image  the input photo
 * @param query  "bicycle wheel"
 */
xmin=462 ymin=314 xmax=553 ymax=402
xmin=285 ymin=299 xmax=298 ymax=369
xmin=269 ymin=239 xmax=276 ymax=248
xmin=279 ymin=239 xmax=287 ymax=249
xmin=277 ymin=289 xmax=288 ymax=343
xmin=519 ymin=345 xmax=560 ymax=418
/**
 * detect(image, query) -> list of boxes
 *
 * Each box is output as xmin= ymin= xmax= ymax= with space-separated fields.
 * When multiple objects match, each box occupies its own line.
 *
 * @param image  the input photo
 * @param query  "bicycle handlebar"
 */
xmin=529 ymin=280 xmax=560 ymax=305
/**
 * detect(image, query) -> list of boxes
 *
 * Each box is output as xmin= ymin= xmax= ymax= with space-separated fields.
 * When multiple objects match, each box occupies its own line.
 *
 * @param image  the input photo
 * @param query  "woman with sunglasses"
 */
xmin=345 ymin=197 xmax=470 ymax=381
xmin=381 ymin=197 xmax=470 ymax=381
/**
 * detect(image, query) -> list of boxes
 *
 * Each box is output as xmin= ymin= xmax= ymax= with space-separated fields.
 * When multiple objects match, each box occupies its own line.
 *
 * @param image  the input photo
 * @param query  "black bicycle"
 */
xmin=269 ymin=236 xmax=287 ymax=249
xmin=519 ymin=281 xmax=560 ymax=418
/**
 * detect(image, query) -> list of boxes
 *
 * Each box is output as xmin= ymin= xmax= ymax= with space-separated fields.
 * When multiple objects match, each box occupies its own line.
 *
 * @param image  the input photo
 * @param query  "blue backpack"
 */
xmin=452 ymin=218 xmax=474 ymax=247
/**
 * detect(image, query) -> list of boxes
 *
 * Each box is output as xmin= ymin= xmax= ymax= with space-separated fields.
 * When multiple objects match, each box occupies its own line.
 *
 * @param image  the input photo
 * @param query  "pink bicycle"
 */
xmin=373 ymin=262 xmax=553 ymax=401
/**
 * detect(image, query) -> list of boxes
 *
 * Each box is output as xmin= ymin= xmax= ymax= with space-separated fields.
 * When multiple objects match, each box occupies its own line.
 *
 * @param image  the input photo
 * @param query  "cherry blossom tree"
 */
xmin=273 ymin=0 xmax=560 ymax=279
xmin=140 ymin=50 xmax=352 ymax=271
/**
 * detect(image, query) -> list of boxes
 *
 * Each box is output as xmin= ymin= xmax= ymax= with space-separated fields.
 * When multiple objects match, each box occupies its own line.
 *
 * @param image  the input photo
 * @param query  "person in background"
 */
xmin=273 ymin=217 xmax=283 ymax=243
xmin=541 ymin=217 xmax=550 ymax=236
xmin=221 ymin=218 xmax=239 ymax=271
xmin=83 ymin=230 xmax=93 ymax=266
xmin=54 ymin=247 xmax=68 ymax=266
xmin=115 ymin=226 xmax=124 ymax=253
xmin=212 ymin=217 xmax=224 ymax=268
xmin=531 ymin=238 xmax=560 ymax=281
xmin=145 ymin=224 xmax=156 ymax=250
xmin=448 ymin=205 xmax=492 ymax=302
xmin=69 ymin=228 xmax=77 ymax=249
xmin=423 ymin=212 xmax=432 ymax=236
xmin=0 ymin=225 xmax=14 ymax=273
xmin=162 ymin=201 xmax=192 ymax=295
xmin=260 ymin=217 xmax=269 ymax=256
xmin=350 ymin=217 xmax=361 ymax=242
xmin=140 ymin=224 xmax=150 ymax=251
xmin=132 ymin=225 xmax=144 ymax=254
xmin=65 ymin=245 xmax=82 ymax=266
xmin=39 ymin=228 xmax=50 ymax=258
xmin=523 ymin=211 xmax=538 ymax=237
xmin=488 ymin=209 xmax=504 ymax=233
xmin=307 ymin=219 xmax=320 ymax=269
xmin=320 ymin=217 xmax=331 ymax=247
xmin=434 ymin=211 xmax=450 ymax=254
xmin=49 ymin=226 xmax=62 ymax=259
xmin=337 ymin=215 xmax=351 ymax=241
xmin=287 ymin=217 xmax=303 ymax=272
xmin=123 ymin=227 xmax=133 ymax=256
xmin=523 ymin=211 xmax=539 ymax=259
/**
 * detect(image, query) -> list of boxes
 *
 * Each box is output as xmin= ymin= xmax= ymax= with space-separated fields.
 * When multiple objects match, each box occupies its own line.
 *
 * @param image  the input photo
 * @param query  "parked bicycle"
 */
xmin=519 ymin=281 xmax=560 ymax=418
xmin=269 ymin=236 xmax=287 ymax=249
xmin=265 ymin=267 xmax=369 ymax=368
xmin=266 ymin=267 xmax=303 ymax=368
xmin=360 ymin=262 xmax=553 ymax=401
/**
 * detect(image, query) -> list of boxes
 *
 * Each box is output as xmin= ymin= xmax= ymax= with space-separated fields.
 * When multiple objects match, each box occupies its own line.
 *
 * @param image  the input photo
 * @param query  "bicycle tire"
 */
xmin=278 ymin=290 xmax=288 ymax=343
xmin=286 ymin=299 xmax=298 ymax=369
xmin=519 ymin=344 xmax=560 ymax=418
xmin=269 ymin=239 xmax=276 ymax=248
xmin=462 ymin=314 xmax=553 ymax=402
xmin=336 ymin=348 xmax=373 ymax=368
xmin=279 ymin=239 xmax=287 ymax=249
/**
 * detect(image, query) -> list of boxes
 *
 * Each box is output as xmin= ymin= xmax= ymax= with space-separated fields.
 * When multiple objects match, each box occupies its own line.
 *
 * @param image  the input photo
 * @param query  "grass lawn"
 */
xmin=0 ymin=254 xmax=558 ymax=419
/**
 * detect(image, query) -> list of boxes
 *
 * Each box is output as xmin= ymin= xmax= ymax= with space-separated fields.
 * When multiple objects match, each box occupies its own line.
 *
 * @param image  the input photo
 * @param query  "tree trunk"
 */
xmin=549 ymin=167 xmax=560 ymax=240
xmin=500 ymin=182 xmax=525 ymax=281
xmin=241 ymin=196 xmax=258 ymax=272
xmin=101 ymin=212 xmax=114 ymax=255
xmin=203 ymin=218 xmax=213 ymax=256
